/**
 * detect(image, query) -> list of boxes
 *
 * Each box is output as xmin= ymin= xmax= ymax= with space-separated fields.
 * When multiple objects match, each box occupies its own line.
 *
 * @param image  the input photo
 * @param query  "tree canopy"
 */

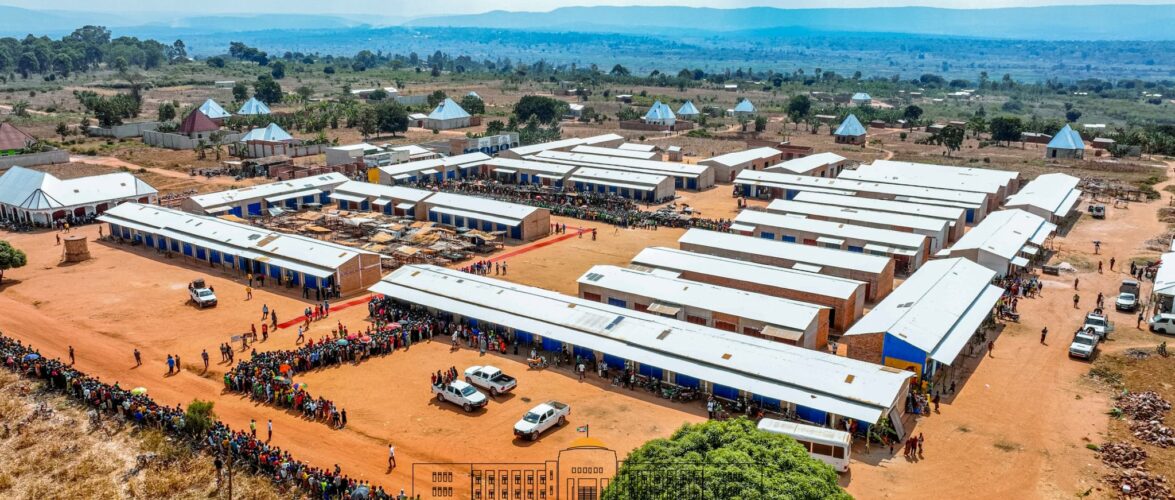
xmin=459 ymin=94 xmax=485 ymax=115
xmin=252 ymin=75 xmax=283 ymax=104
xmin=513 ymin=95 xmax=566 ymax=124
xmin=0 ymin=241 xmax=28 ymax=283
xmin=603 ymin=419 xmax=849 ymax=500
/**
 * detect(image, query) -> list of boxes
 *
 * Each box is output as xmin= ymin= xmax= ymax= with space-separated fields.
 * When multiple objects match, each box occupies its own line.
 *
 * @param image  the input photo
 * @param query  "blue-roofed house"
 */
xmin=643 ymin=100 xmax=676 ymax=126
xmin=466 ymin=91 xmax=481 ymax=100
xmin=733 ymin=98 xmax=756 ymax=116
xmin=676 ymin=100 xmax=700 ymax=119
xmin=851 ymin=93 xmax=873 ymax=106
xmin=424 ymin=98 xmax=472 ymax=130
xmin=1045 ymin=124 xmax=1085 ymax=160
xmin=237 ymin=97 xmax=271 ymax=116
xmin=241 ymin=123 xmax=294 ymax=143
xmin=198 ymin=99 xmax=232 ymax=121
xmin=834 ymin=114 xmax=867 ymax=145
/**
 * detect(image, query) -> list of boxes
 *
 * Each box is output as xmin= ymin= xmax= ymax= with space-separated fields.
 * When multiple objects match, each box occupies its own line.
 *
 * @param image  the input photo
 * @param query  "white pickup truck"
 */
xmin=431 ymin=380 xmax=488 ymax=412
xmin=464 ymin=366 xmax=517 ymax=396
xmin=188 ymin=278 xmax=217 ymax=308
xmin=514 ymin=401 xmax=571 ymax=441
xmin=1069 ymin=331 xmax=1099 ymax=359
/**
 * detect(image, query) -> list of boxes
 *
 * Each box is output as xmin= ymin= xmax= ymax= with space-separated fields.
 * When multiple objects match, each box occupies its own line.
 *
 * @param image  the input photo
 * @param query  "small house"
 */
xmin=178 ymin=110 xmax=220 ymax=140
xmin=198 ymin=99 xmax=232 ymax=121
xmin=237 ymin=97 xmax=271 ymax=116
xmin=833 ymin=114 xmax=867 ymax=145
xmin=851 ymin=93 xmax=872 ymax=106
xmin=733 ymin=99 xmax=756 ymax=116
xmin=424 ymin=98 xmax=471 ymax=130
xmin=1045 ymin=124 xmax=1085 ymax=160
xmin=676 ymin=100 xmax=700 ymax=120
xmin=643 ymin=100 xmax=676 ymax=126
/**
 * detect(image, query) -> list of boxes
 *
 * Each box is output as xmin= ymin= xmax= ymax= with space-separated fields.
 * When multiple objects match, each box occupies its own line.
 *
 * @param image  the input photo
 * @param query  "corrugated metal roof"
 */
xmin=241 ymin=123 xmax=293 ymax=142
xmin=852 ymin=92 xmax=872 ymax=101
xmin=427 ymin=98 xmax=471 ymax=121
xmin=569 ymin=145 xmax=659 ymax=160
xmin=947 ymin=209 xmax=1056 ymax=260
xmin=188 ymin=173 xmax=347 ymax=209
xmin=617 ymin=143 xmax=658 ymax=152
xmin=700 ymin=147 xmax=782 ymax=167
xmin=834 ymin=114 xmax=866 ymax=136
xmin=844 ymin=162 xmax=1007 ymax=195
xmin=643 ymin=100 xmax=676 ymax=122
xmin=533 ymin=150 xmax=707 ymax=178
xmin=630 ymin=247 xmax=864 ymax=300
xmin=679 ymin=229 xmax=891 ymax=274
xmin=739 ymin=169 xmax=986 ymax=204
xmin=332 ymin=181 xmax=433 ymax=203
xmin=733 ymin=99 xmax=756 ymax=113
xmin=736 ymin=210 xmax=927 ymax=250
xmin=844 ymin=258 xmax=1002 ymax=365
xmin=792 ymin=192 xmax=965 ymax=225
xmin=377 ymin=152 xmax=489 ymax=178
xmin=867 ymin=160 xmax=1019 ymax=186
xmin=568 ymin=166 xmax=669 ymax=187
xmin=767 ymin=199 xmax=949 ymax=233
xmin=178 ymin=110 xmax=219 ymax=135
xmin=577 ymin=265 xmax=824 ymax=332
xmin=676 ymin=100 xmax=700 ymax=116
xmin=1047 ymin=124 xmax=1085 ymax=150
xmin=765 ymin=152 xmax=847 ymax=174
xmin=198 ymin=99 xmax=231 ymax=120
xmin=424 ymin=191 xmax=543 ymax=222
xmin=1004 ymin=173 xmax=1082 ymax=218
xmin=236 ymin=97 xmax=271 ymax=115
xmin=484 ymin=157 xmax=578 ymax=176
xmin=371 ymin=264 xmax=910 ymax=423
xmin=1153 ymin=252 xmax=1175 ymax=296
xmin=0 ymin=166 xmax=156 ymax=210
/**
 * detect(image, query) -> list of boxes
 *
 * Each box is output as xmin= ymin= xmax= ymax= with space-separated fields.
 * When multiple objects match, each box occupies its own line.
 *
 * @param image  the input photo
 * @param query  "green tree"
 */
xmin=903 ymin=105 xmax=923 ymax=124
xmin=966 ymin=115 xmax=987 ymax=138
xmin=485 ymin=120 xmax=505 ymax=136
xmin=459 ymin=94 xmax=485 ymax=115
xmin=786 ymin=95 xmax=812 ymax=129
xmin=754 ymin=115 xmax=768 ymax=132
xmin=939 ymin=126 xmax=965 ymax=156
xmin=206 ymin=57 xmax=225 ymax=68
xmin=232 ymin=81 xmax=249 ymax=102
xmin=1065 ymin=109 xmax=1083 ymax=123
xmin=374 ymin=101 xmax=408 ymax=136
xmin=0 ymin=240 xmax=28 ymax=284
xmin=183 ymin=399 xmax=216 ymax=438
xmin=610 ymin=64 xmax=630 ymax=76
xmin=157 ymin=102 xmax=176 ymax=122
xmin=55 ymin=122 xmax=71 ymax=141
xmin=355 ymin=106 xmax=379 ymax=140
xmin=368 ymin=88 xmax=389 ymax=101
xmin=616 ymin=106 xmax=640 ymax=121
xmin=427 ymin=90 xmax=448 ymax=109
xmin=252 ymin=75 xmax=283 ymax=104
xmin=604 ymin=419 xmax=848 ymax=500
xmin=514 ymin=95 xmax=567 ymax=124
xmin=270 ymin=60 xmax=286 ymax=80
xmin=988 ymin=116 xmax=1024 ymax=145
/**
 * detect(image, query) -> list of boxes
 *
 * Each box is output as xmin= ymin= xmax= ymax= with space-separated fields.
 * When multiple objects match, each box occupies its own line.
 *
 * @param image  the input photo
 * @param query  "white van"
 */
xmin=757 ymin=418 xmax=852 ymax=472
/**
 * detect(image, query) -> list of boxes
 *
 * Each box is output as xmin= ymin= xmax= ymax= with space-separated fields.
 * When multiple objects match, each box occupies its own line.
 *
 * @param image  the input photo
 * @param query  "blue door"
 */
xmin=447 ymin=169 xmax=455 ymax=179
xmin=786 ymin=190 xmax=799 ymax=200
xmin=752 ymin=394 xmax=781 ymax=411
xmin=638 ymin=363 xmax=663 ymax=379
xmin=170 ymin=240 xmax=180 ymax=252
xmin=156 ymin=237 xmax=167 ymax=250
xmin=511 ymin=226 xmax=521 ymax=239
xmin=195 ymin=247 xmax=206 ymax=260
xmin=541 ymin=336 xmax=562 ymax=352
xmin=305 ymin=275 xmax=319 ymax=289
xmin=303 ymin=195 xmax=316 ymax=204
xmin=182 ymin=243 xmax=193 ymax=256
xmin=441 ymin=213 xmax=451 ymax=225
xmin=515 ymin=331 xmax=534 ymax=345
xmin=520 ymin=173 xmax=530 ymax=184
xmin=607 ymin=297 xmax=627 ymax=308
xmin=121 ymin=227 xmax=131 ymax=239
xmin=760 ymin=232 xmax=775 ymax=240
xmin=319 ymin=192 xmax=331 ymax=204
xmin=795 ymin=405 xmax=828 ymax=426
xmin=268 ymin=264 xmax=280 ymax=279
xmin=229 ymin=206 xmax=243 ymax=217
xmin=285 ymin=198 xmax=298 ymax=209
xmin=360 ymin=201 xmax=370 ymax=211
xmin=383 ymin=203 xmax=393 ymax=215
xmin=687 ymin=178 xmax=698 ymax=190
xmin=210 ymin=251 xmax=221 ymax=264
xmin=603 ymin=354 xmax=626 ymax=370
xmin=966 ymin=209 xmax=975 ymax=223
xmin=847 ymin=246 xmax=864 ymax=253
xmin=429 ymin=211 xmax=439 ymax=222
xmin=454 ymin=216 xmax=465 ymax=227
xmin=712 ymin=384 xmax=739 ymax=400
xmin=247 ymin=203 xmax=262 ymax=216
xmin=572 ymin=345 xmax=593 ymax=361
xmin=782 ymin=235 xmax=797 ymax=243
xmin=145 ymin=235 xmax=155 ymax=247
xmin=674 ymin=373 xmax=700 ymax=389
xmin=674 ymin=177 xmax=683 ymax=188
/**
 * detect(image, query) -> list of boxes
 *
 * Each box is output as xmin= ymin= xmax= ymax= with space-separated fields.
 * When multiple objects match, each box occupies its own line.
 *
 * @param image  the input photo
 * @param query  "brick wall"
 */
xmin=842 ymin=332 xmax=885 ymax=364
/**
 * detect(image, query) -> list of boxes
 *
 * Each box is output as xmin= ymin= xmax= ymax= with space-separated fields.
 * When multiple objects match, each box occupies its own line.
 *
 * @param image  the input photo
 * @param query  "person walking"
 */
xmin=1040 ymin=327 xmax=1048 ymax=345
xmin=297 ymin=326 xmax=305 ymax=344
xmin=1110 ymin=257 xmax=1116 ymax=271
xmin=1098 ymin=261 xmax=1104 ymax=274
xmin=1074 ymin=277 xmax=1079 ymax=290
xmin=388 ymin=444 xmax=396 ymax=468
xmin=1139 ymin=311 xmax=1146 ymax=329
xmin=1097 ymin=292 xmax=1105 ymax=309
xmin=267 ymin=419 xmax=272 ymax=441
xmin=166 ymin=354 xmax=175 ymax=374
xmin=917 ymin=433 xmax=925 ymax=456
xmin=1073 ymin=293 xmax=1080 ymax=309
xmin=69 ymin=345 xmax=75 ymax=365
xmin=271 ymin=310 xmax=278 ymax=329
xmin=202 ymin=349 xmax=210 ymax=370
xmin=249 ymin=419 xmax=257 ymax=438
xmin=262 ymin=304 xmax=269 ymax=321
xmin=133 ymin=348 xmax=141 ymax=367
xmin=987 ymin=340 xmax=995 ymax=357
xmin=245 ymin=286 xmax=252 ymax=300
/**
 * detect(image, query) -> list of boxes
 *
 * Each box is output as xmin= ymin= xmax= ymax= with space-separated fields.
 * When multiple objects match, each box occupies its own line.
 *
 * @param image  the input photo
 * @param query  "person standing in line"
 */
xmin=250 ymin=418 xmax=256 ymax=438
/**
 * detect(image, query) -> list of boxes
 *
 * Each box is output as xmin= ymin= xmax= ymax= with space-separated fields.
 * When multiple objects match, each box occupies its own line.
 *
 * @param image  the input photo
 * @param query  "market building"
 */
xmin=181 ymin=173 xmax=348 ymax=216
xmin=939 ymin=209 xmax=1056 ymax=277
xmin=0 ymin=165 xmax=158 ymax=226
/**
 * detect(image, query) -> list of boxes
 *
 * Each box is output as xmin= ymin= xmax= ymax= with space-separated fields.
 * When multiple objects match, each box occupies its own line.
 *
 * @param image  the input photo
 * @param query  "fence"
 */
xmin=240 ymin=142 xmax=327 ymax=159
xmin=142 ymin=131 xmax=243 ymax=150
xmin=86 ymin=121 xmax=160 ymax=139
xmin=0 ymin=149 xmax=69 ymax=169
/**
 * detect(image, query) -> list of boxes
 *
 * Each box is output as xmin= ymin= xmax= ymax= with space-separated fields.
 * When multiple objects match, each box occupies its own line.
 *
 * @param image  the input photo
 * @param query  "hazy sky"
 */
xmin=10 ymin=0 xmax=1175 ymax=16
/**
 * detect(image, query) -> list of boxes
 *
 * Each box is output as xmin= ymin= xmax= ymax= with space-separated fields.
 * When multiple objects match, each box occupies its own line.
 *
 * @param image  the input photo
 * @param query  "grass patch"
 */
xmin=1089 ymin=364 xmax=1124 ymax=387
xmin=993 ymin=439 xmax=1020 ymax=452
xmin=956 ymin=425 xmax=972 ymax=433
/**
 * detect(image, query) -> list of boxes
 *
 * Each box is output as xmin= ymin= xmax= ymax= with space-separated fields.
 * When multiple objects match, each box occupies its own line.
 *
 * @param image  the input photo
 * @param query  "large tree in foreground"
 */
xmin=0 ymin=241 xmax=27 ymax=284
xmin=603 ymin=418 xmax=849 ymax=500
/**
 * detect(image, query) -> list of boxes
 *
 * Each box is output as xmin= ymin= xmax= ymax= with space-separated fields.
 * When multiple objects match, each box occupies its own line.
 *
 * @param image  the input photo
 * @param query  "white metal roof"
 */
xmin=569 ymin=167 xmax=668 ymax=187
xmin=735 ymin=210 xmax=927 ymax=250
xmin=187 ymin=173 xmax=348 ymax=209
xmin=533 ymin=150 xmax=708 ymax=178
xmin=98 ymin=203 xmax=374 ymax=271
xmin=617 ymin=143 xmax=658 ymax=152
xmin=947 ymin=209 xmax=1056 ymax=260
xmin=569 ymin=145 xmax=660 ymax=160
xmin=844 ymin=258 xmax=1003 ymax=365
xmin=371 ymin=264 xmax=910 ymax=423
xmin=793 ymin=192 xmax=965 ymax=226
xmin=484 ymin=157 xmax=579 ymax=177
xmin=678 ymin=229 xmax=892 ymax=274
xmin=867 ymin=160 xmax=1018 ymax=187
xmin=581 ymin=133 xmax=624 ymax=145
xmin=700 ymin=147 xmax=781 ymax=167
xmin=377 ymin=153 xmax=489 ymax=178
xmin=733 ymin=170 xmax=857 ymax=196
xmin=842 ymin=163 xmax=1005 ymax=196
xmin=1004 ymin=173 xmax=1082 ymax=218
xmin=1153 ymin=252 xmax=1175 ymax=296
xmin=424 ymin=191 xmax=543 ymax=223
xmin=505 ymin=134 xmax=623 ymax=157
xmin=766 ymin=199 xmax=949 ymax=233
xmin=578 ymin=265 xmax=824 ymax=333
xmin=0 ymin=166 xmax=157 ymax=210
xmin=765 ymin=152 xmax=847 ymax=175
xmin=738 ymin=169 xmax=987 ymax=204
xmin=332 ymin=181 xmax=434 ymax=203
xmin=630 ymin=247 xmax=863 ymax=300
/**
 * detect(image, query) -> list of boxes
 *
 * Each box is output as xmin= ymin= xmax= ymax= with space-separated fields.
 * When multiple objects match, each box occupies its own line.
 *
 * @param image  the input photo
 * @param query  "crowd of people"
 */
xmin=0 ymin=334 xmax=402 ymax=499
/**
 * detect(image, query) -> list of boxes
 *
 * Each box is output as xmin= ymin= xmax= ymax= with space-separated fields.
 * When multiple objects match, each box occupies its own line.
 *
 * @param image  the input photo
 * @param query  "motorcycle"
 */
xmin=527 ymin=356 xmax=548 ymax=369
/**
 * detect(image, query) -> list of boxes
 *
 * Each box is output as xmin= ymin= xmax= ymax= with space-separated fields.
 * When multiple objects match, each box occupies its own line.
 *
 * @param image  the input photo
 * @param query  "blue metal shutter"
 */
xmin=795 ymin=405 xmax=828 ymax=426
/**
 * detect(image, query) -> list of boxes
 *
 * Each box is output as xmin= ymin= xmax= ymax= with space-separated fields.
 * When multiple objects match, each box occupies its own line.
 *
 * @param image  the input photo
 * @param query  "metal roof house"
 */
xmin=1004 ymin=173 xmax=1082 ymax=223
xmin=834 ymin=114 xmax=867 ymax=145
xmin=643 ymin=100 xmax=676 ymax=126
xmin=734 ymin=169 xmax=859 ymax=200
xmin=698 ymin=147 xmax=786 ymax=183
xmin=851 ymin=93 xmax=873 ymax=106
xmin=370 ymin=264 xmax=913 ymax=426
xmin=496 ymin=134 xmax=624 ymax=159
xmin=733 ymin=98 xmax=756 ymax=116
xmin=764 ymin=152 xmax=850 ymax=178
xmin=578 ymin=265 xmax=830 ymax=349
xmin=327 ymin=181 xmax=433 ymax=218
xmin=0 ymin=165 xmax=158 ymax=226
xmin=422 ymin=191 xmax=551 ymax=241
xmin=1152 ymin=252 xmax=1175 ymax=313
xmin=866 ymin=159 xmax=1021 ymax=193
xmin=843 ymin=160 xmax=1015 ymax=213
xmin=793 ymin=192 xmax=967 ymax=242
xmin=676 ymin=100 xmax=700 ymax=118
xmin=629 ymin=247 xmax=867 ymax=333
xmin=679 ymin=228 xmax=896 ymax=301
xmin=375 ymin=152 xmax=491 ymax=185
xmin=567 ymin=167 xmax=675 ymax=202
xmin=236 ymin=97 xmax=271 ymax=116
xmin=240 ymin=123 xmax=293 ymax=143
xmin=198 ymin=99 xmax=232 ymax=120
xmin=177 ymin=109 xmax=220 ymax=138
xmin=181 ymin=173 xmax=349 ymax=216
xmin=617 ymin=143 xmax=658 ymax=153
xmin=841 ymin=258 xmax=1003 ymax=387
xmin=733 ymin=209 xmax=930 ymax=273
xmin=425 ymin=98 xmax=472 ymax=130
xmin=484 ymin=157 xmax=579 ymax=186
xmin=1046 ymin=124 xmax=1085 ymax=160
xmin=766 ymin=199 xmax=951 ymax=253
xmin=99 ymin=203 xmax=383 ymax=296
xmin=939 ymin=209 xmax=1056 ymax=277
xmin=532 ymin=150 xmax=715 ymax=190
xmin=569 ymin=145 xmax=660 ymax=161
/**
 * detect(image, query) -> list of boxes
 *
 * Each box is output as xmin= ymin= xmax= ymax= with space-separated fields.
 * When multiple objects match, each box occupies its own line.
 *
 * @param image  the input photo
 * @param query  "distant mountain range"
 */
xmin=405 ymin=5 xmax=1175 ymax=41
xmin=1 ymin=4 xmax=1173 ymax=41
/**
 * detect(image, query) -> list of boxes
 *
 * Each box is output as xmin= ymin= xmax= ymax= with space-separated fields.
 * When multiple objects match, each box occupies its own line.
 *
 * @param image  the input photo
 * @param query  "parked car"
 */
xmin=1082 ymin=312 xmax=1112 ymax=340
xmin=1150 ymin=313 xmax=1175 ymax=335
xmin=464 ymin=366 xmax=517 ymax=395
xmin=1116 ymin=292 xmax=1139 ymax=312
xmin=188 ymin=278 xmax=217 ymax=308
xmin=514 ymin=401 xmax=571 ymax=441
xmin=431 ymin=380 xmax=488 ymax=412
xmin=1089 ymin=204 xmax=1106 ymax=219
xmin=1069 ymin=331 xmax=1099 ymax=359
